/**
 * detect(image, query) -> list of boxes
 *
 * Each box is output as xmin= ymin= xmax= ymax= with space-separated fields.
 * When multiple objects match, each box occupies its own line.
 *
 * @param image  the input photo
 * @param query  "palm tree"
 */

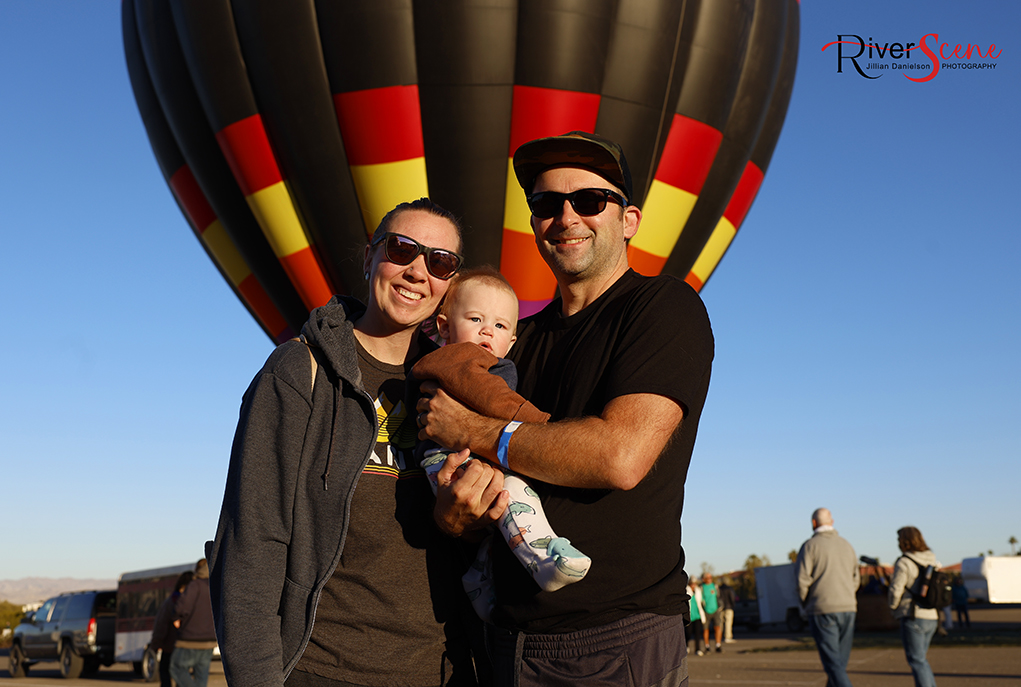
xmin=1010 ymin=536 xmax=1018 ymax=556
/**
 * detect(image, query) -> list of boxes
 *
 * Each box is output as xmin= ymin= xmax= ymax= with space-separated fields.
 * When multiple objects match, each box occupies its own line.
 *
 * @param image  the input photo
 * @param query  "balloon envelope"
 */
xmin=123 ymin=0 xmax=799 ymax=339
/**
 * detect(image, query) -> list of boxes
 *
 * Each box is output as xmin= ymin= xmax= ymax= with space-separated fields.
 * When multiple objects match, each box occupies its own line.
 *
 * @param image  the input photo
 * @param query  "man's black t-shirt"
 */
xmin=500 ymin=270 xmax=714 ymax=632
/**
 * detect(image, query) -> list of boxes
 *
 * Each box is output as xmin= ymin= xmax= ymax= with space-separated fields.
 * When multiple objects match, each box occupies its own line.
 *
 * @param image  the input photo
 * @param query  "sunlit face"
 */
xmin=529 ymin=166 xmax=639 ymax=282
xmin=364 ymin=209 xmax=461 ymax=334
xmin=437 ymin=281 xmax=518 ymax=357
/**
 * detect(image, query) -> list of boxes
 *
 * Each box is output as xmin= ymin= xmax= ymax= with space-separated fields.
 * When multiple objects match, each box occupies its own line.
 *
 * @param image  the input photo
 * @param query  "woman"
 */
xmin=208 ymin=199 xmax=494 ymax=687
xmin=687 ymin=578 xmax=706 ymax=657
xmin=889 ymin=526 xmax=940 ymax=687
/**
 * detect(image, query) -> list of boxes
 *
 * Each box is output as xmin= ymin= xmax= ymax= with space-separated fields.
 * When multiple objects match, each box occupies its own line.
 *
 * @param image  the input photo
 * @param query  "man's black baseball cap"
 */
xmin=513 ymin=131 xmax=633 ymax=202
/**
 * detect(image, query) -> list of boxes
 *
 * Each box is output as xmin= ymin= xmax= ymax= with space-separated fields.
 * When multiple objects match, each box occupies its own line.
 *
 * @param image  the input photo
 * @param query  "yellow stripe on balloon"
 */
xmin=202 ymin=219 xmax=252 ymax=285
xmin=349 ymin=158 xmax=429 ymax=234
xmin=245 ymin=181 xmax=312 ymax=258
xmin=688 ymin=215 xmax=736 ymax=286
xmin=503 ymin=158 xmax=532 ymax=235
xmin=631 ymin=180 xmax=698 ymax=258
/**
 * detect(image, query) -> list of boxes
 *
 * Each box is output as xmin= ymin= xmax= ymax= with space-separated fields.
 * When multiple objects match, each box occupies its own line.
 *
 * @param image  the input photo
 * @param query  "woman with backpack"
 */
xmin=889 ymin=526 xmax=940 ymax=687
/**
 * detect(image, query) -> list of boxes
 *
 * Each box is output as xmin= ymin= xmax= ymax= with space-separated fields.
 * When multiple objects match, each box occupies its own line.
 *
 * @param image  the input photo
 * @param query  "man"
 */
xmin=701 ymin=573 xmax=724 ymax=653
xmin=795 ymin=508 xmax=860 ymax=687
xmin=418 ymin=131 xmax=715 ymax=686
xmin=171 ymin=559 xmax=217 ymax=687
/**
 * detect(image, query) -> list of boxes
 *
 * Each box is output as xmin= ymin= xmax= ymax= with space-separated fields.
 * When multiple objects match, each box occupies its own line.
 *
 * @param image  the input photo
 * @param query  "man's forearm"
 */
xmin=422 ymin=404 xmax=629 ymax=489
xmin=469 ymin=407 xmax=679 ymax=490
xmin=421 ymin=388 xmax=683 ymax=491
xmin=503 ymin=417 xmax=646 ymax=489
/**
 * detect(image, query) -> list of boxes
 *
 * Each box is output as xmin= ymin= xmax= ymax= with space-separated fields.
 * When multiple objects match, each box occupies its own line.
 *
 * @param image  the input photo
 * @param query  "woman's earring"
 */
xmin=364 ymin=271 xmax=370 ymax=280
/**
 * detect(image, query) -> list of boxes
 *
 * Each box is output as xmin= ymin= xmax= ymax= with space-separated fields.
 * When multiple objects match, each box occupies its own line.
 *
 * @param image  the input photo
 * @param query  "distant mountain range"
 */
xmin=0 ymin=578 xmax=118 ymax=606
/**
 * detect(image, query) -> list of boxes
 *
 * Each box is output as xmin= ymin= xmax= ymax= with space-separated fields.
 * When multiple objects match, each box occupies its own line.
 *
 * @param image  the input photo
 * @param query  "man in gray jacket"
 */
xmin=795 ymin=508 xmax=859 ymax=687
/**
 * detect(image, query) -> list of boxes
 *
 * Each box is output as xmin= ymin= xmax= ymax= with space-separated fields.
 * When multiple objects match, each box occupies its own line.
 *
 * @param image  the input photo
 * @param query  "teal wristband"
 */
xmin=497 ymin=421 xmax=523 ymax=469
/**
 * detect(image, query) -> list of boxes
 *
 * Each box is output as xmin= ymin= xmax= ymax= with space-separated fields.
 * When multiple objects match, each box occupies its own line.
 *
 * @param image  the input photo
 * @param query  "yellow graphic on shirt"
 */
xmin=374 ymin=392 xmax=406 ymax=446
xmin=364 ymin=391 xmax=420 ymax=478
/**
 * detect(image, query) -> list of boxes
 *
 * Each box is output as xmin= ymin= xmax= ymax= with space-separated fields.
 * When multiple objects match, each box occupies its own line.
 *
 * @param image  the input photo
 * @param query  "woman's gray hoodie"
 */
xmin=207 ymin=297 xmax=384 ymax=686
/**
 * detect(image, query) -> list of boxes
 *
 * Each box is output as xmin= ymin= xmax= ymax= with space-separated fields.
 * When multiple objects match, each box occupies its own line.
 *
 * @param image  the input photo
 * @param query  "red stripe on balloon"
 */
xmin=238 ymin=274 xmax=291 ymax=341
xmin=169 ymin=165 xmax=216 ymax=232
xmin=654 ymin=114 xmax=723 ymax=196
xmin=215 ymin=115 xmax=285 ymax=196
xmin=723 ymin=161 xmax=764 ymax=228
xmin=168 ymin=165 xmax=292 ymax=342
xmin=627 ymin=247 xmax=667 ymax=278
xmin=684 ymin=272 xmax=705 ymax=291
xmin=508 ymin=85 xmax=600 ymax=153
xmin=334 ymin=86 xmax=425 ymax=165
xmin=501 ymin=86 xmax=600 ymax=313
xmin=499 ymin=229 xmax=558 ymax=302
xmin=281 ymin=247 xmax=329 ymax=292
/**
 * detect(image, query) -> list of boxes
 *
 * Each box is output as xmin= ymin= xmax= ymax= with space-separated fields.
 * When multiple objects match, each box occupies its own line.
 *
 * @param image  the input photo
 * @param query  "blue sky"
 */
xmin=2 ymin=1 xmax=1018 ymax=582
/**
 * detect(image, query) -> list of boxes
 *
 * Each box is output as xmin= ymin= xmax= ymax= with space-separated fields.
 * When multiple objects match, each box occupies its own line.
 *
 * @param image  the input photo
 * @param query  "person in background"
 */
xmin=151 ymin=570 xmax=193 ymax=687
xmin=171 ymin=559 xmax=217 ymax=687
xmin=701 ymin=573 xmax=724 ymax=653
xmin=938 ymin=604 xmax=952 ymax=636
xmin=719 ymin=580 xmax=736 ymax=643
xmin=951 ymin=577 xmax=970 ymax=629
xmin=686 ymin=578 xmax=706 ymax=657
xmin=889 ymin=526 xmax=940 ymax=687
xmin=795 ymin=507 xmax=859 ymax=687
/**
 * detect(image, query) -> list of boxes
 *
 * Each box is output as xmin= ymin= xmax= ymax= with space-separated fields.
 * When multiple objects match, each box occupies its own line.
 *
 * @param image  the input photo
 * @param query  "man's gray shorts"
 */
xmin=487 ymin=612 xmax=688 ymax=687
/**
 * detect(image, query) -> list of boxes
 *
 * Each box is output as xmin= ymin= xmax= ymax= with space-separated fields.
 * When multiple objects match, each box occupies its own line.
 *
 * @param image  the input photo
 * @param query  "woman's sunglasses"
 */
xmin=526 ymin=188 xmax=628 ymax=219
xmin=371 ymin=232 xmax=463 ymax=280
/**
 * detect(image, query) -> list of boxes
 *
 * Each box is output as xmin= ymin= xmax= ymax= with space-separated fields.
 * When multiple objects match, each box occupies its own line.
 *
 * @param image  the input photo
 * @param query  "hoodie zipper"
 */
xmin=287 ymin=386 xmax=378 ymax=680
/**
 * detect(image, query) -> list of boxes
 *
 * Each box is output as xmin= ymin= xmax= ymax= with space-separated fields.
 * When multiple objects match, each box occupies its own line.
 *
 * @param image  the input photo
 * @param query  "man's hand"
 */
xmin=417 ymin=381 xmax=504 ymax=460
xmin=432 ymin=449 xmax=509 ymax=538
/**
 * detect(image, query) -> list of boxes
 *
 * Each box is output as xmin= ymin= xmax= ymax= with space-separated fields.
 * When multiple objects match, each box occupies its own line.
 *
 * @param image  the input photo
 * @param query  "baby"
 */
xmin=411 ymin=266 xmax=591 ymax=620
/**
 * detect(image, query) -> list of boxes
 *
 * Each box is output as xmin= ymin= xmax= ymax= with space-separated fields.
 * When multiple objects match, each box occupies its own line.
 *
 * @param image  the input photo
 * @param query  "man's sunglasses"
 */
xmin=526 ymin=188 xmax=628 ymax=219
xmin=371 ymin=232 xmax=463 ymax=280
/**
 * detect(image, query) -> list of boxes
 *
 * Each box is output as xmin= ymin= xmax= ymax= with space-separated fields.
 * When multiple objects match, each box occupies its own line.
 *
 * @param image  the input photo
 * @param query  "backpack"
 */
xmin=903 ymin=556 xmax=953 ymax=609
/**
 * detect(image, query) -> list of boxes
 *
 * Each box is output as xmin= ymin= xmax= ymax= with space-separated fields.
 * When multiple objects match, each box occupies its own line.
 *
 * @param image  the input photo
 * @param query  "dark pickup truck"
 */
xmin=9 ymin=589 xmax=117 ymax=678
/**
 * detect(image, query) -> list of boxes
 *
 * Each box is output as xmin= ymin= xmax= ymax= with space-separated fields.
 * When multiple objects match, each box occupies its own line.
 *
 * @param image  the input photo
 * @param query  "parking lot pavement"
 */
xmin=689 ymin=603 xmax=1021 ymax=686
xmin=5 ymin=647 xmax=1019 ymax=687
xmin=4 ymin=606 xmax=1017 ymax=685
xmin=687 ymin=643 xmax=1021 ymax=686
xmin=0 ymin=654 xmax=227 ymax=685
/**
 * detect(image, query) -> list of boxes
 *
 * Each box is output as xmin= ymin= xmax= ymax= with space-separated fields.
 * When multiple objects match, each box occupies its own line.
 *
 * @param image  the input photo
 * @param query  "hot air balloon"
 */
xmin=123 ymin=0 xmax=799 ymax=340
